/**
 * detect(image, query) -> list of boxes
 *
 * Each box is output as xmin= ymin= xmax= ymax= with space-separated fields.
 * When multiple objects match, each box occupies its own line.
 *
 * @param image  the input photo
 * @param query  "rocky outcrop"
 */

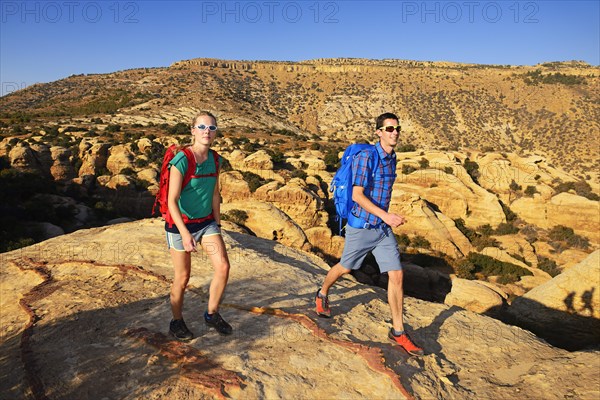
xmin=2 ymin=220 xmax=598 ymax=399
xmin=390 ymin=192 xmax=472 ymax=258
xmin=509 ymin=250 xmax=600 ymax=350
xmin=444 ymin=278 xmax=505 ymax=316
xmin=511 ymin=192 xmax=600 ymax=244
xmin=78 ymin=140 xmax=110 ymax=177
xmin=221 ymin=201 xmax=310 ymax=251
xmin=105 ymin=144 xmax=134 ymax=175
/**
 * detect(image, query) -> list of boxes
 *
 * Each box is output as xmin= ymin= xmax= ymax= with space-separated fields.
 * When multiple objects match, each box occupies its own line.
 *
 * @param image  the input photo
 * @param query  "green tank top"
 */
xmin=169 ymin=150 xmax=221 ymax=219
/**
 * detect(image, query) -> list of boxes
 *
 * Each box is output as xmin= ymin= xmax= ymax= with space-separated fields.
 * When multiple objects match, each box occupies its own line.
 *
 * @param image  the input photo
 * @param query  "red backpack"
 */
xmin=152 ymin=144 xmax=220 ymax=227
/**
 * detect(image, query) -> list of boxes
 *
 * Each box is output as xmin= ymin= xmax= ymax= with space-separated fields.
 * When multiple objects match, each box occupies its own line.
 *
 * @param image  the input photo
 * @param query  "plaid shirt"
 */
xmin=351 ymin=142 xmax=397 ymax=226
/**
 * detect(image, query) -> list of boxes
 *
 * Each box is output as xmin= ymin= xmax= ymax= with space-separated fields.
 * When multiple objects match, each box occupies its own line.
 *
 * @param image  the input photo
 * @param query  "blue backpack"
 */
xmin=330 ymin=144 xmax=380 ymax=233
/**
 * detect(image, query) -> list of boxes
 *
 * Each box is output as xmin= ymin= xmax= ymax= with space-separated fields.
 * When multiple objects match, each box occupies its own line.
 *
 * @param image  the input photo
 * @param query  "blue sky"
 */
xmin=1 ymin=1 xmax=599 ymax=95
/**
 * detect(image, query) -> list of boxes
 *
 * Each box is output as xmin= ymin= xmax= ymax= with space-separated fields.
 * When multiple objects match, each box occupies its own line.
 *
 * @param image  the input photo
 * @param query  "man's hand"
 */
xmin=383 ymin=212 xmax=407 ymax=228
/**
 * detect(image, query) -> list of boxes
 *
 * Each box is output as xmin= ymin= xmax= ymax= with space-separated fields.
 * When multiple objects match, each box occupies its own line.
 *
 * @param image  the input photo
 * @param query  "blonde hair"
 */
xmin=191 ymin=110 xmax=217 ymax=127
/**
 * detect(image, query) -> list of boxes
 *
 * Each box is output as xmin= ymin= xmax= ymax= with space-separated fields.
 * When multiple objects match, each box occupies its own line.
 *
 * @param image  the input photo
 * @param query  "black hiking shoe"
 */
xmin=169 ymin=319 xmax=194 ymax=341
xmin=204 ymin=311 xmax=233 ymax=335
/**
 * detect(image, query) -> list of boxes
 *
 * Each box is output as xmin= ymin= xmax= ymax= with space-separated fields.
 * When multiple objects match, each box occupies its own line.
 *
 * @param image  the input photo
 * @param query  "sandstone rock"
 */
xmin=136 ymin=167 xmax=158 ymax=186
xmin=49 ymin=146 xmax=76 ymax=181
xmin=137 ymin=138 xmax=153 ymax=153
xmin=397 ymin=167 xmax=506 ymax=229
xmin=509 ymin=250 xmax=600 ymax=350
xmin=221 ymin=201 xmax=309 ymax=250
xmin=304 ymin=226 xmax=344 ymax=259
xmin=78 ymin=141 xmax=110 ymax=177
xmin=106 ymin=145 xmax=134 ymax=175
xmin=2 ymin=219 xmax=599 ymax=399
xmin=445 ymin=278 xmax=505 ymax=315
xmin=219 ymin=171 xmax=252 ymax=201
xmin=511 ymin=192 xmax=600 ymax=244
xmin=105 ymin=174 xmax=136 ymax=190
xmin=390 ymin=192 xmax=471 ymax=258
xmin=491 ymin=234 xmax=538 ymax=268
xmin=254 ymin=178 xmax=326 ymax=230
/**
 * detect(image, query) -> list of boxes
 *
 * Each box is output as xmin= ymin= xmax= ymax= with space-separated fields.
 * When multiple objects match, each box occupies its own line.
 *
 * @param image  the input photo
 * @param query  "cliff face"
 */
xmin=2 ymin=220 xmax=599 ymax=399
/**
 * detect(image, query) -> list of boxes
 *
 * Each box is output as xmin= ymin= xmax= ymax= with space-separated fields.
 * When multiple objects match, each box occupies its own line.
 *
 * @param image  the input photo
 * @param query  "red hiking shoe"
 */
xmin=388 ymin=329 xmax=424 ymax=356
xmin=315 ymin=290 xmax=331 ymax=318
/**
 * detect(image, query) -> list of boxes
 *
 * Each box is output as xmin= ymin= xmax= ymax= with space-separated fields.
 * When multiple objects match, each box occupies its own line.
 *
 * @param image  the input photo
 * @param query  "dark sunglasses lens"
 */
xmin=384 ymin=126 xmax=395 ymax=132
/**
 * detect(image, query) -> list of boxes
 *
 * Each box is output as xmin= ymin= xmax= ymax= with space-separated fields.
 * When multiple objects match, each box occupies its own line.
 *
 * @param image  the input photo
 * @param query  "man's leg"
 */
xmin=320 ymin=263 xmax=351 ymax=296
xmin=387 ymin=269 xmax=405 ymax=332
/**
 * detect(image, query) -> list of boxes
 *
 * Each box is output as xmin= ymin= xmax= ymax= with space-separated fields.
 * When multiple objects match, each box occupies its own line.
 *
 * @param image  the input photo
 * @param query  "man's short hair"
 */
xmin=376 ymin=113 xmax=399 ymax=130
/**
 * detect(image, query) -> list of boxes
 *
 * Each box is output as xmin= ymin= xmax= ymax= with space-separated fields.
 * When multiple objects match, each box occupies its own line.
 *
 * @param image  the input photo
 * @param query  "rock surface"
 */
xmin=509 ymin=250 xmax=600 ymax=350
xmin=1 ymin=219 xmax=599 ymax=399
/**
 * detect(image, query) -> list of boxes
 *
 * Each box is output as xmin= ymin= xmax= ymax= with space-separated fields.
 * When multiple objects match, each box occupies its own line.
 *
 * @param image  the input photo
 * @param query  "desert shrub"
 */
xmin=444 ymin=166 xmax=454 ymax=174
xmin=267 ymin=149 xmax=285 ymax=164
xmin=455 ymin=259 xmax=476 ymax=279
xmin=401 ymin=164 xmax=416 ymax=175
xmin=537 ymin=256 xmax=560 ymax=277
xmin=524 ymin=185 xmax=538 ymax=197
xmin=494 ymin=222 xmax=519 ymax=235
xmin=454 ymin=218 xmax=477 ymax=241
xmin=324 ymin=148 xmax=340 ymax=171
xmin=548 ymin=225 xmax=589 ymax=250
xmin=463 ymin=158 xmax=480 ymax=182
xmin=411 ymin=235 xmax=431 ymax=249
xmin=499 ymin=201 xmax=517 ymax=222
xmin=135 ymin=158 xmax=149 ymax=168
xmin=419 ymin=158 xmax=430 ymax=169
xmin=291 ymin=170 xmax=308 ymax=180
xmin=169 ymin=122 xmax=189 ymax=135
xmin=397 ymin=144 xmax=416 ymax=152
xmin=310 ymin=142 xmax=321 ymax=150
xmin=105 ymin=124 xmax=121 ymax=132
xmin=509 ymin=180 xmax=522 ymax=192
xmin=466 ymin=252 xmax=532 ymax=283
xmin=120 ymin=167 xmax=136 ymax=176
xmin=222 ymin=209 xmax=249 ymax=225
xmin=509 ymin=253 xmax=532 ymax=267
xmin=240 ymin=171 xmax=270 ymax=192
xmin=396 ymin=233 xmax=410 ymax=250
xmin=471 ymin=236 xmax=500 ymax=251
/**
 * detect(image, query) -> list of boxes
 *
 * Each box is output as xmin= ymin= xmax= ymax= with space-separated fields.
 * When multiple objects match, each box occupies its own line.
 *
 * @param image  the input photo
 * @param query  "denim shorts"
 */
xmin=340 ymin=225 xmax=402 ymax=273
xmin=166 ymin=221 xmax=221 ymax=251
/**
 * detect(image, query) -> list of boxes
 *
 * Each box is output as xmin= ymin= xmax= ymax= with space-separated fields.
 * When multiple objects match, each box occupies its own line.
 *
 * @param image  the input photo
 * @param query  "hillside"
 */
xmin=1 ymin=58 xmax=599 ymax=180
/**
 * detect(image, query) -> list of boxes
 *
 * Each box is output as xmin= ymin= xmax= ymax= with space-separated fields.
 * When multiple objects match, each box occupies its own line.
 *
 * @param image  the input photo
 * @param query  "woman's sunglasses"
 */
xmin=379 ymin=125 xmax=401 ymax=133
xmin=194 ymin=124 xmax=218 ymax=131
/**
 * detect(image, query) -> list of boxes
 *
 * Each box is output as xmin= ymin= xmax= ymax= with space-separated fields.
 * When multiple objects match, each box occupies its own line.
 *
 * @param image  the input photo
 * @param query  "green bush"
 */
xmin=524 ymin=185 xmax=538 ymax=197
xmin=240 ymin=171 xmax=270 ymax=192
xmin=411 ymin=235 xmax=431 ymax=249
xmin=537 ymin=256 xmax=560 ymax=277
xmin=456 ymin=259 xmax=476 ymax=279
xmin=401 ymin=164 xmax=416 ymax=175
xmin=395 ymin=233 xmax=410 ymax=250
xmin=419 ymin=158 xmax=430 ymax=169
xmin=494 ymin=222 xmax=519 ymax=235
xmin=444 ymin=166 xmax=454 ymax=174
xmin=548 ymin=225 xmax=589 ymax=250
xmin=466 ymin=252 xmax=533 ymax=283
xmin=222 ymin=209 xmax=249 ymax=225
xmin=397 ymin=144 xmax=416 ymax=152
xmin=463 ymin=158 xmax=480 ymax=182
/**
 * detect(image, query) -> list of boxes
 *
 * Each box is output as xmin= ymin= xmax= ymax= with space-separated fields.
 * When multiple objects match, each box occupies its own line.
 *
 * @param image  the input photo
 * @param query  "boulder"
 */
xmin=221 ymin=201 xmax=309 ymax=251
xmin=445 ymin=278 xmax=505 ymax=316
xmin=509 ymin=250 xmax=600 ymax=350
xmin=50 ymin=146 xmax=76 ymax=181
xmin=106 ymin=145 xmax=134 ymax=175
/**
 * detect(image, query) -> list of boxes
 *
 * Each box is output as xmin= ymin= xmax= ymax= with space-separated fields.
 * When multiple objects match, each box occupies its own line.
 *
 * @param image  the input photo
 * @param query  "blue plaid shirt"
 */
xmin=351 ymin=142 xmax=397 ymax=226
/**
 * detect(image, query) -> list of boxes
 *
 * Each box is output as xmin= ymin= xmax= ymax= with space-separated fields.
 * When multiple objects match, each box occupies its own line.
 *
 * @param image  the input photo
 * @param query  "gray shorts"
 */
xmin=166 ymin=221 xmax=221 ymax=251
xmin=340 ymin=225 xmax=402 ymax=273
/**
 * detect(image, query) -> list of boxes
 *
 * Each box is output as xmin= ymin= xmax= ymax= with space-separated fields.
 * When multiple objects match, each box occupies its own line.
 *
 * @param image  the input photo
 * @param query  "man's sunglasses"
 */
xmin=379 ymin=125 xmax=401 ymax=133
xmin=194 ymin=124 xmax=218 ymax=131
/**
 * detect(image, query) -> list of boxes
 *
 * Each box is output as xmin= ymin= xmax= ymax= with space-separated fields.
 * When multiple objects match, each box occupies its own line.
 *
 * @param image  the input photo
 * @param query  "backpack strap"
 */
xmin=180 ymin=146 xmax=197 ymax=188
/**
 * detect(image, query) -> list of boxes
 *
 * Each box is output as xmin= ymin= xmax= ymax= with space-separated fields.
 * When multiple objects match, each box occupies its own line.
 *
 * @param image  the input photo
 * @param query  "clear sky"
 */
xmin=1 ymin=0 xmax=599 ymax=95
